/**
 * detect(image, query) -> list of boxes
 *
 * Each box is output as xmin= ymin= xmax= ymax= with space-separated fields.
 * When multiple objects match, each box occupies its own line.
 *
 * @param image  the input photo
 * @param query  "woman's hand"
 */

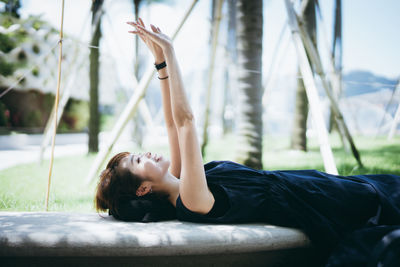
xmin=127 ymin=18 xmax=173 ymax=56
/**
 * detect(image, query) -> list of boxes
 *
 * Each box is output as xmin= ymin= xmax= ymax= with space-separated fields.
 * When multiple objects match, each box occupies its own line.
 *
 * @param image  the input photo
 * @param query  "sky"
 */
xmin=341 ymin=0 xmax=400 ymax=78
xmin=264 ymin=0 xmax=400 ymax=79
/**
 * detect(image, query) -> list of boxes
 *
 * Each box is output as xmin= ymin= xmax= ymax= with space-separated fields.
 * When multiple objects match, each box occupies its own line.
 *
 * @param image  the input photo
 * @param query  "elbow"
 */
xmin=165 ymin=120 xmax=176 ymax=129
xmin=174 ymin=112 xmax=195 ymax=128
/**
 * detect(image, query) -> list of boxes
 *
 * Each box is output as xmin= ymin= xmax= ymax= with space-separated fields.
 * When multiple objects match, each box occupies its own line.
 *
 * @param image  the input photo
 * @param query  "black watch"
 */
xmin=155 ymin=61 xmax=167 ymax=70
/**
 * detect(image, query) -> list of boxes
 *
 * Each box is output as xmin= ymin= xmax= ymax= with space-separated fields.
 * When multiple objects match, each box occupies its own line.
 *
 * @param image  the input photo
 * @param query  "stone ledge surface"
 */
xmin=0 ymin=212 xmax=311 ymax=257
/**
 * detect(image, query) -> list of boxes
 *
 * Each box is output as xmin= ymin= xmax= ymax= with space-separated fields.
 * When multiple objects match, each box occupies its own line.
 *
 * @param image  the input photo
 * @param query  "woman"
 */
xmin=96 ymin=19 xmax=400 ymax=266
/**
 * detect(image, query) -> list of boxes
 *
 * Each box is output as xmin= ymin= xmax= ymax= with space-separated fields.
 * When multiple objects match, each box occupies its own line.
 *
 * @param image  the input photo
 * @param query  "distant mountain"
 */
xmin=343 ymin=70 xmax=398 ymax=96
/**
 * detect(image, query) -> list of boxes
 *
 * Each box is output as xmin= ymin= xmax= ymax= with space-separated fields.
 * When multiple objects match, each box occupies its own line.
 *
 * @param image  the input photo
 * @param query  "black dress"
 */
xmin=176 ymin=161 xmax=400 ymax=266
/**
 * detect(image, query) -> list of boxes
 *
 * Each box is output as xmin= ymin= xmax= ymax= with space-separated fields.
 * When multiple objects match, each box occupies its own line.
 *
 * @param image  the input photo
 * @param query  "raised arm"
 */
xmin=128 ymin=19 xmax=181 ymax=178
xmin=158 ymin=64 xmax=182 ymax=178
xmin=129 ymin=20 xmax=214 ymax=214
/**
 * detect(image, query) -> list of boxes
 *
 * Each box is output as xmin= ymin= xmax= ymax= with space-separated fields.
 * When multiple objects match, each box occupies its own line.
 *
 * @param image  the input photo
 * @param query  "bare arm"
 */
xmin=164 ymin=47 xmax=214 ymax=214
xmin=129 ymin=21 xmax=214 ymax=214
xmin=129 ymin=19 xmax=181 ymax=178
xmin=158 ymin=66 xmax=181 ymax=178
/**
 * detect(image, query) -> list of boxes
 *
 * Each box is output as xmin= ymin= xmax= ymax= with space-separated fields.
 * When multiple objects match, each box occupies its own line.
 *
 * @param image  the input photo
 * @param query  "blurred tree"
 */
xmin=130 ymin=0 xmax=166 ymax=148
xmin=131 ymin=0 xmax=145 ymax=148
xmin=131 ymin=0 xmax=166 ymax=77
xmin=234 ymin=0 xmax=263 ymax=169
xmin=290 ymin=0 xmax=316 ymax=151
xmin=0 ymin=0 xmax=21 ymax=18
xmin=222 ymin=0 xmax=237 ymax=135
xmin=88 ymin=0 xmax=104 ymax=153
xmin=201 ymin=0 xmax=223 ymax=156
xmin=328 ymin=0 xmax=342 ymax=133
xmin=0 ymin=0 xmax=22 ymax=77
xmin=132 ymin=0 xmax=142 ymax=79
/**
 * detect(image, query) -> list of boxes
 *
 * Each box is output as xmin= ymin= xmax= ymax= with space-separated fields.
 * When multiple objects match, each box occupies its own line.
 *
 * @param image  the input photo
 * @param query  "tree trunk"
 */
xmin=235 ymin=0 xmax=263 ymax=169
xmin=88 ymin=0 xmax=103 ymax=153
xmin=290 ymin=0 xmax=316 ymax=151
xmin=291 ymin=69 xmax=309 ymax=151
xmin=222 ymin=0 xmax=237 ymax=134
xmin=133 ymin=0 xmax=141 ymax=78
xmin=328 ymin=0 xmax=342 ymax=133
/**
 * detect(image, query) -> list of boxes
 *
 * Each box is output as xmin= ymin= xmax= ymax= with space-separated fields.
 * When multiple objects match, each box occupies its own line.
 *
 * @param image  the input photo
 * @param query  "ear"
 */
xmin=136 ymin=183 xmax=152 ymax=196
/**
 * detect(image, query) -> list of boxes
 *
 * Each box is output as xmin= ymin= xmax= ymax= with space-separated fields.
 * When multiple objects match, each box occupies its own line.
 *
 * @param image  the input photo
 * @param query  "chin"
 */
xmin=162 ymin=158 xmax=171 ymax=169
xmin=160 ymin=158 xmax=171 ymax=172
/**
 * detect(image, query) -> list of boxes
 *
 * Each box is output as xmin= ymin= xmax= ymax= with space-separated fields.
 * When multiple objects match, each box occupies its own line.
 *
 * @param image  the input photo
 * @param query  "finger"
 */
xmin=132 ymin=23 xmax=161 ymax=45
xmin=138 ymin=17 xmax=145 ymax=27
xmin=126 ymin=21 xmax=139 ymax=29
xmin=128 ymin=30 xmax=144 ymax=37
xmin=134 ymin=24 xmax=152 ymax=35
xmin=150 ymin=24 xmax=158 ymax=33
xmin=129 ymin=23 xmax=147 ymax=35
xmin=128 ymin=30 xmax=147 ymax=43
xmin=157 ymin=27 xmax=161 ymax=33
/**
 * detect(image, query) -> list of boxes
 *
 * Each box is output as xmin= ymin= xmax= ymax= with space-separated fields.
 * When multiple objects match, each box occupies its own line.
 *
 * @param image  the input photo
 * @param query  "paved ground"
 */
xmin=0 ymin=131 xmax=166 ymax=170
xmin=0 ymin=133 xmax=88 ymax=170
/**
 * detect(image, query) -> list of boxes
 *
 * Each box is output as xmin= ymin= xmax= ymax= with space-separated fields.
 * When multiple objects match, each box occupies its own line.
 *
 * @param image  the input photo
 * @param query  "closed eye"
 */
xmin=130 ymin=154 xmax=139 ymax=165
xmin=130 ymin=154 xmax=141 ymax=165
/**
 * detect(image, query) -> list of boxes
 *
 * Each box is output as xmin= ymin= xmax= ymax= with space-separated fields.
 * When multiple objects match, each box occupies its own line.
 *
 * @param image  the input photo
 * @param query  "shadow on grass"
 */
xmin=337 ymin=163 xmax=400 ymax=176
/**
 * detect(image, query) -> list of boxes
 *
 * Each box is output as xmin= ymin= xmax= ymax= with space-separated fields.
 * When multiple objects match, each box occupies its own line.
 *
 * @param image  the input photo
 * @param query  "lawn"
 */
xmin=0 ymin=134 xmax=399 ymax=212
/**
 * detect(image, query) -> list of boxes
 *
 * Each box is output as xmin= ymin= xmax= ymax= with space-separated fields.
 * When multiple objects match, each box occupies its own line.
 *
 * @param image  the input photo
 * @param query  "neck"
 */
xmin=151 ymin=172 xmax=180 ymax=207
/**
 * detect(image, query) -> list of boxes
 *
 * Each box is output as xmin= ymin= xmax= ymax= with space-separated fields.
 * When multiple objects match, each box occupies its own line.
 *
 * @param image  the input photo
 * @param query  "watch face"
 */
xmin=156 ymin=61 xmax=166 ymax=70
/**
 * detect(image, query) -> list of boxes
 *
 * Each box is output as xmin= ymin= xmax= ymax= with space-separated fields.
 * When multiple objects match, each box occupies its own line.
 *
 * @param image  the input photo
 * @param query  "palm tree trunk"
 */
xmin=290 ymin=0 xmax=316 ymax=151
xmin=235 ymin=0 xmax=263 ymax=169
xmin=133 ymin=0 xmax=141 ymax=79
xmin=222 ymin=0 xmax=237 ymax=134
xmin=88 ymin=0 xmax=103 ymax=153
xmin=328 ymin=0 xmax=342 ymax=133
xmin=291 ymin=70 xmax=309 ymax=151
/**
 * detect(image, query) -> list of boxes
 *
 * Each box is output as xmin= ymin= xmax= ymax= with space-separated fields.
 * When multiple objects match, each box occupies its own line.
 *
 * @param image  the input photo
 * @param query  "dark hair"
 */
xmin=95 ymin=152 xmax=176 ymax=222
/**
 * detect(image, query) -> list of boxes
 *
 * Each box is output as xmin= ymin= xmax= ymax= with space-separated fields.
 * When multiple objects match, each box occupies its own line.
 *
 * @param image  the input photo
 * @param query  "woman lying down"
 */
xmin=95 ymin=18 xmax=400 ymax=267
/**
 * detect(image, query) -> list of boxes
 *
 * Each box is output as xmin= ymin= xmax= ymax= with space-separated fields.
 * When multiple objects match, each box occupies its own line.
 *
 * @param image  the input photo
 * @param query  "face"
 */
xmin=117 ymin=152 xmax=170 ymax=185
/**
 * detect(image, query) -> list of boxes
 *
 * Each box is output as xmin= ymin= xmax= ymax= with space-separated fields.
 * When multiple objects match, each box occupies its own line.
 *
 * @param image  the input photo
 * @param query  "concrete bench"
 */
xmin=0 ymin=212 xmax=319 ymax=266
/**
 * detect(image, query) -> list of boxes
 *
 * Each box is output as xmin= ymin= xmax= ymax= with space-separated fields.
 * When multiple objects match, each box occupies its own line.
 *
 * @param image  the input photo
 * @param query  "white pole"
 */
xmin=388 ymin=101 xmax=400 ymax=140
xmin=284 ymin=0 xmax=338 ymax=174
xmin=296 ymin=11 xmax=362 ymax=167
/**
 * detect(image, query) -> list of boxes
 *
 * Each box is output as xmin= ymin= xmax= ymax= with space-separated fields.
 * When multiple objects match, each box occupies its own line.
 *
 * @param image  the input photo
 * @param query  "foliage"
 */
xmin=0 ymin=0 xmax=21 ymax=18
xmin=0 ymin=32 xmax=16 ymax=53
xmin=0 ymin=14 xmax=41 ymax=77
xmin=0 ymin=101 xmax=9 ymax=126
xmin=0 ymin=135 xmax=399 ymax=212
xmin=0 ymin=56 xmax=14 ymax=76
xmin=0 ymin=89 xmax=89 ymax=133
xmin=59 ymin=99 xmax=89 ymax=132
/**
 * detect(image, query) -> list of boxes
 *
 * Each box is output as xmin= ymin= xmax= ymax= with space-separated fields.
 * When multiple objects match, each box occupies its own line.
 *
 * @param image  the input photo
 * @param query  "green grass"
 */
xmin=1 ymin=134 xmax=399 ymax=212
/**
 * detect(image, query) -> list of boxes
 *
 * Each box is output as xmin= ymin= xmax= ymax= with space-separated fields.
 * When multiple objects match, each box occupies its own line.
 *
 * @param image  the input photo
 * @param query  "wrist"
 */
xmin=158 ymin=68 xmax=168 ymax=76
xmin=155 ymin=61 xmax=167 ymax=71
xmin=162 ymin=45 xmax=175 ymax=57
xmin=154 ymin=57 xmax=165 ymax=65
